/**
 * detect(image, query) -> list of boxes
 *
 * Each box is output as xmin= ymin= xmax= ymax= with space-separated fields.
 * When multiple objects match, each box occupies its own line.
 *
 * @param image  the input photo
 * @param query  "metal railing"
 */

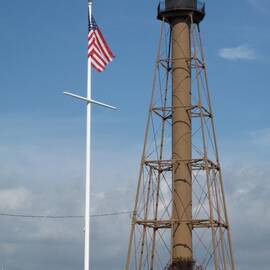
xmin=159 ymin=0 xmax=205 ymax=13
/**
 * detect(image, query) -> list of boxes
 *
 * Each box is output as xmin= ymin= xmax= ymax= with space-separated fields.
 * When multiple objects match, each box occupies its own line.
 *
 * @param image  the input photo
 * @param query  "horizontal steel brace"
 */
xmin=135 ymin=219 xmax=228 ymax=229
xmin=158 ymin=57 xmax=205 ymax=69
xmin=151 ymin=105 xmax=212 ymax=120
xmin=144 ymin=158 xmax=220 ymax=172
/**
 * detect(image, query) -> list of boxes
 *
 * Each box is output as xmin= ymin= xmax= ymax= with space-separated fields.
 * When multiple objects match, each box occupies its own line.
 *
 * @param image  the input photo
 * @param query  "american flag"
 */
xmin=88 ymin=15 xmax=115 ymax=72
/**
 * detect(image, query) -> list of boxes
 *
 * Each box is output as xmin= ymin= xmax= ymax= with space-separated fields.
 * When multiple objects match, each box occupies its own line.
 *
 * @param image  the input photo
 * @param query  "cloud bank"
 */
xmin=0 ymin=118 xmax=269 ymax=270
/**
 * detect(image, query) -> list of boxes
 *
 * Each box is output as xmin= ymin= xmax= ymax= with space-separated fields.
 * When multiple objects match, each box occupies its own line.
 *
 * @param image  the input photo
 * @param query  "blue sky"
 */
xmin=0 ymin=0 xmax=270 ymax=270
xmin=1 ymin=0 xmax=270 ymax=148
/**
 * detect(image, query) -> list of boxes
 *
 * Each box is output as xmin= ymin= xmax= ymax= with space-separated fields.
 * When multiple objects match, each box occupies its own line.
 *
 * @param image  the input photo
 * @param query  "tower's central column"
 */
xmin=171 ymin=18 xmax=192 ymax=263
xmin=158 ymin=1 xmax=205 ymax=268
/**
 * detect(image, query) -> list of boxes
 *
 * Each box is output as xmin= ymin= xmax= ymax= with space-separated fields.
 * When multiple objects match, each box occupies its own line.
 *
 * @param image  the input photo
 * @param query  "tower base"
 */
xmin=167 ymin=259 xmax=203 ymax=270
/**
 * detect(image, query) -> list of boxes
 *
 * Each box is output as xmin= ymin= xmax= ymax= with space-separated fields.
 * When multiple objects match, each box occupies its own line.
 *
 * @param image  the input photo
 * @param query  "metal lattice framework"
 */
xmin=125 ymin=19 xmax=236 ymax=270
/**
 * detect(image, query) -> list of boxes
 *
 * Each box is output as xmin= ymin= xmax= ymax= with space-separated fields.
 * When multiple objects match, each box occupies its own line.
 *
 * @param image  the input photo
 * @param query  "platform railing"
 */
xmin=159 ymin=0 xmax=205 ymax=13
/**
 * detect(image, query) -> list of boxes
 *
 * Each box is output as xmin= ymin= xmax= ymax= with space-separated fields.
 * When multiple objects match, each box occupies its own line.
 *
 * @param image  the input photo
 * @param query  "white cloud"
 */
xmin=250 ymin=128 xmax=270 ymax=146
xmin=248 ymin=0 xmax=270 ymax=12
xmin=224 ymin=164 xmax=270 ymax=270
xmin=0 ymin=188 xmax=32 ymax=211
xmin=218 ymin=45 xmax=257 ymax=60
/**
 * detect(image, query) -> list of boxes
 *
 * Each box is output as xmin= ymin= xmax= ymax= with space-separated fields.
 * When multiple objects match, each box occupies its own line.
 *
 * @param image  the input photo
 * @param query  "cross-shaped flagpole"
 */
xmin=64 ymin=2 xmax=116 ymax=270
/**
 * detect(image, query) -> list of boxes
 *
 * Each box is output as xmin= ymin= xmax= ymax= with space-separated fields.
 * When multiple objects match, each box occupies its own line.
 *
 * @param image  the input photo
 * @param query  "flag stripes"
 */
xmin=88 ymin=16 xmax=114 ymax=72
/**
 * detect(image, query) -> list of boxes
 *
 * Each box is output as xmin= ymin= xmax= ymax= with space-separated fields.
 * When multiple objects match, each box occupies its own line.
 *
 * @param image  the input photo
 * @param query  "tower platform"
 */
xmin=157 ymin=0 xmax=205 ymax=23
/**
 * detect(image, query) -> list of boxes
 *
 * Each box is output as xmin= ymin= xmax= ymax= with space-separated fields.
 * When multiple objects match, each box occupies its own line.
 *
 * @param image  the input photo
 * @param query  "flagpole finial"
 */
xmin=88 ymin=0 xmax=93 ymax=24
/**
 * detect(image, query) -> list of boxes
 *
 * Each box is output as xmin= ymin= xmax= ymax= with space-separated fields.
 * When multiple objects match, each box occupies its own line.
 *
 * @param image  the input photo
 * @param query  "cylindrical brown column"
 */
xmin=171 ymin=18 xmax=192 ymax=264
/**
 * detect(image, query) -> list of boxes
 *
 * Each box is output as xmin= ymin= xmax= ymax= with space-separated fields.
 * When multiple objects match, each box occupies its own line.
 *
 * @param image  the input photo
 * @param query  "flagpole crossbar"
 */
xmin=63 ymin=91 xmax=117 ymax=110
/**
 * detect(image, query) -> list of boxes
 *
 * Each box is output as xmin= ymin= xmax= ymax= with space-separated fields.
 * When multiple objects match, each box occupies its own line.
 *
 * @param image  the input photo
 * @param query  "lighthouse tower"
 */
xmin=125 ymin=1 xmax=236 ymax=270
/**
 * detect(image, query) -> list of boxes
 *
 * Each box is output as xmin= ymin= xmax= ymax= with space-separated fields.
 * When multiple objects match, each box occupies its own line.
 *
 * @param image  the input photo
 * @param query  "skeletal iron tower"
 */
xmin=125 ymin=1 xmax=236 ymax=270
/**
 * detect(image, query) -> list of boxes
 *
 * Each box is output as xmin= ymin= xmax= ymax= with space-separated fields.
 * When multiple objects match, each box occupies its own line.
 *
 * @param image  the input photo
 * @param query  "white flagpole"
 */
xmin=63 ymin=2 xmax=116 ymax=270
xmin=84 ymin=1 xmax=92 ymax=270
